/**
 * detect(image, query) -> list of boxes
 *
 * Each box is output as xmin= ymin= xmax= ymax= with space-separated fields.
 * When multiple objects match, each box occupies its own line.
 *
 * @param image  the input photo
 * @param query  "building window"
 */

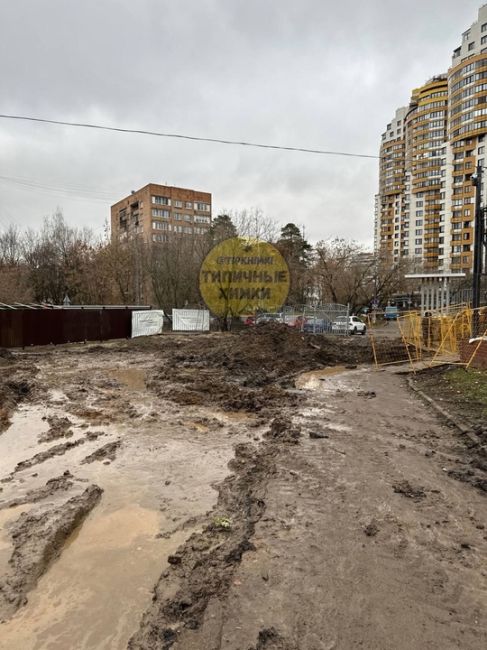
xmin=185 ymin=201 xmax=193 ymax=209
xmin=152 ymin=208 xmax=170 ymax=218
xmin=152 ymin=233 xmax=168 ymax=243
xmin=152 ymin=221 xmax=169 ymax=230
xmin=194 ymin=202 xmax=211 ymax=212
xmin=482 ymin=23 xmax=487 ymax=33
xmin=468 ymin=42 xmax=476 ymax=51
xmin=194 ymin=215 xmax=210 ymax=224
xmin=152 ymin=195 xmax=171 ymax=206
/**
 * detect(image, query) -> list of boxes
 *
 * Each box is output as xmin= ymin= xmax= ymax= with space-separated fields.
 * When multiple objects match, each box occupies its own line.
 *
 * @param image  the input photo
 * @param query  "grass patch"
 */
xmin=443 ymin=368 xmax=487 ymax=415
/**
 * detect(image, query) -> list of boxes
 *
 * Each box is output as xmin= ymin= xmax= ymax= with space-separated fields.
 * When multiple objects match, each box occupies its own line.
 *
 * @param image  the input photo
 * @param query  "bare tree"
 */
xmin=23 ymin=210 xmax=96 ymax=304
xmin=0 ymin=225 xmax=23 ymax=266
xmin=147 ymin=233 xmax=208 ymax=313
xmin=223 ymin=208 xmax=279 ymax=242
xmin=0 ymin=224 xmax=31 ymax=303
xmin=313 ymin=238 xmax=411 ymax=311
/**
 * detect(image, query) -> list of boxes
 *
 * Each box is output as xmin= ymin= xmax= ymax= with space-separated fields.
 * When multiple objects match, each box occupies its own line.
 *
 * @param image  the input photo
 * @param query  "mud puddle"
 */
xmin=295 ymin=365 xmax=348 ymax=389
xmin=0 ymin=393 xmax=254 ymax=649
xmin=0 ymin=503 xmax=197 ymax=650
xmin=0 ymin=404 xmax=50 ymax=477
xmin=110 ymin=367 xmax=146 ymax=391
xmin=295 ymin=365 xmax=365 ymax=391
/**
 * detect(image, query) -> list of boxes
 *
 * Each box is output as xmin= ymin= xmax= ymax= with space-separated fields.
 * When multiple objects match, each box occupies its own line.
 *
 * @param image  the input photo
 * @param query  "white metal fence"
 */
xmin=253 ymin=304 xmax=350 ymax=335
xmin=172 ymin=309 xmax=210 ymax=332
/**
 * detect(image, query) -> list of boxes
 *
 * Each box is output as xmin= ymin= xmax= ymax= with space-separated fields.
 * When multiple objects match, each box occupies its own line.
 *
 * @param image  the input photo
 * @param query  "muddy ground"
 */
xmin=0 ymin=325 xmax=486 ymax=649
xmin=412 ymin=365 xmax=487 ymax=495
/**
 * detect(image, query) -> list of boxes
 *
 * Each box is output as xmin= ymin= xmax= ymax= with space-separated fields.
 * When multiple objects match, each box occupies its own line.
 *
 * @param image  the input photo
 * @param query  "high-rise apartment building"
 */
xmin=378 ymin=107 xmax=408 ymax=262
xmin=405 ymin=75 xmax=451 ymax=272
xmin=111 ymin=183 xmax=212 ymax=243
xmin=376 ymin=4 xmax=487 ymax=274
xmin=448 ymin=5 xmax=487 ymax=273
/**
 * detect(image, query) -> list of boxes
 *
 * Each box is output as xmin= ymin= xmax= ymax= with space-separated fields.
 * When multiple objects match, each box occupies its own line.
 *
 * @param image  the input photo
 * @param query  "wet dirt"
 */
xmin=81 ymin=440 xmax=121 ymax=464
xmin=38 ymin=416 xmax=74 ymax=443
xmin=0 ymin=351 xmax=38 ymax=432
xmin=0 ymin=329 xmax=486 ymax=649
xmin=0 ymin=335 xmax=275 ymax=648
xmin=412 ymin=367 xmax=487 ymax=493
xmin=144 ymin=366 xmax=487 ymax=650
xmin=1 ymin=472 xmax=75 ymax=510
xmin=0 ymin=484 xmax=102 ymax=622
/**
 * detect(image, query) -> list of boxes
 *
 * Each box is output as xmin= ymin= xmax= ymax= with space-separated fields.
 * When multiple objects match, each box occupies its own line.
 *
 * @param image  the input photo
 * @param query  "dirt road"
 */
xmin=0 ymin=328 xmax=485 ymax=649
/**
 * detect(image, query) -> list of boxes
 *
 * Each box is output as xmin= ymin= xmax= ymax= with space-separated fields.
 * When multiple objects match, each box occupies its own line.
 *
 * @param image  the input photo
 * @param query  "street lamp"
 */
xmin=471 ymin=164 xmax=485 ymax=336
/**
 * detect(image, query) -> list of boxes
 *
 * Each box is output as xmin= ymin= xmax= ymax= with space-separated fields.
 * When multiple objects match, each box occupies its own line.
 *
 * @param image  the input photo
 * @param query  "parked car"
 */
xmin=384 ymin=305 xmax=399 ymax=321
xmin=242 ymin=315 xmax=256 ymax=326
xmin=303 ymin=318 xmax=332 ymax=334
xmin=332 ymin=315 xmax=367 ymax=335
xmin=255 ymin=312 xmax=284 ymax=325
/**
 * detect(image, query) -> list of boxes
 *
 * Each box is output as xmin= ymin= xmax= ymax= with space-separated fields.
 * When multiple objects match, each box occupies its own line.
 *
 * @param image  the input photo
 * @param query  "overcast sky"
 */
xmin=0 ymin=0 xmax=484 ymax=246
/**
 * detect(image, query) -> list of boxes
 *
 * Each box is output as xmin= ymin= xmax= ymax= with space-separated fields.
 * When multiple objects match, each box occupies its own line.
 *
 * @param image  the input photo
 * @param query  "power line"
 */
xmin=0 ymin=113 xmax=381 ymax=160
xmin=0 ymin=174 xmax=114 ymax=203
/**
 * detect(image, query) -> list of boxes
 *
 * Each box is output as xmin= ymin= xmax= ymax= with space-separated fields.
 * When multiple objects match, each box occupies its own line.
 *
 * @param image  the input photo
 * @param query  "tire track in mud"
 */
xmin=128 ymin=418 xmax=299 ymax=650
xmin=0 ymin=484 xmax=103 ymax=622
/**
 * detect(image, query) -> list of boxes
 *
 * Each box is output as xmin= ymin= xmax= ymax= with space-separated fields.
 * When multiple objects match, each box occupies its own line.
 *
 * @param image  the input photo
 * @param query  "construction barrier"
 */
xmin=368 ymin=306 xmax=487 ymax=371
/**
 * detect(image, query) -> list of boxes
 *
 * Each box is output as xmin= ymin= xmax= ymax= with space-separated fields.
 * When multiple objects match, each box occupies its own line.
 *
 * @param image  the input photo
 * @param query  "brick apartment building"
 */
xmin=110 ymin=183 xmax=212 ymax=243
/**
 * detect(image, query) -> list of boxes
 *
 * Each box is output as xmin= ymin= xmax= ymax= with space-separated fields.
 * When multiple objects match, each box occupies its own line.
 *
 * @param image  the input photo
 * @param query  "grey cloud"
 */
xmin=0 ymin=0 xmax=483 ymax=242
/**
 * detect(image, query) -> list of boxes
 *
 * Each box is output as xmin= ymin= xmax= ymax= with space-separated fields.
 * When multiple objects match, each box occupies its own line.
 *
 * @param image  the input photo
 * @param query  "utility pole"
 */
xmin=471 ymin=162 xmax=485 ymax=336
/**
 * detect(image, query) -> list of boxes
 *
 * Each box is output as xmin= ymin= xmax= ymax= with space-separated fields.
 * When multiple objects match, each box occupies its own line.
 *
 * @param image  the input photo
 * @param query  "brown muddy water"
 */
xmin=0 ymin=355 xmax=263 ymax=650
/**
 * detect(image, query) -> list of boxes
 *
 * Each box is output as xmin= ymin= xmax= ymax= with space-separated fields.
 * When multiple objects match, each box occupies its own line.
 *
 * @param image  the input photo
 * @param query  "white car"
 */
xmin=332 ymin=316 xmax=367 ymax=335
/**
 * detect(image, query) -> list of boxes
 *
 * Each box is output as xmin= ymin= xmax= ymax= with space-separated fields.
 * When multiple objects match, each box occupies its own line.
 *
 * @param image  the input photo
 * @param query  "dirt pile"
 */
xmin=14 ymin=438 xmax=86 ymax=473
xmin=161 ymin=373 xmax=296 ymax=413
xmin=393 ymin=480 xmax=426 ymax=501
xmin=0 ymin=484 xmax=102 ymax=622
xmin=148 ymin=324 xmax=374 ymax=413
xmin=128 ymin=440 xmax=277 ymax=649
xmin=0 ymin=355 xmax=37 ymax=431
xmin=1 ymin=471 xmax=75 ymax=509
xmin=81 ymin=440 xmax=121 ymax=464
xmin=249 ymin=628 xmax=298 ymax=650
xmin=38 ymin=416 xmax=74 ymax=443
xmin=167 ymin=324 xmax=373 ymax=381
xmin=264 ymin=416 xmax=301 ymax=444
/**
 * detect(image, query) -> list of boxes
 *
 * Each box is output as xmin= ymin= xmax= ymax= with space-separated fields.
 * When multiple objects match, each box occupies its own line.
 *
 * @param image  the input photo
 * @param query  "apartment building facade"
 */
xmin=376 ymin=4 xmax=487 ymax=275
xmin=110 ymin=183 xmax=212 ymax=244
xmin=378 ymin=106 xmax=408 ymax=262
